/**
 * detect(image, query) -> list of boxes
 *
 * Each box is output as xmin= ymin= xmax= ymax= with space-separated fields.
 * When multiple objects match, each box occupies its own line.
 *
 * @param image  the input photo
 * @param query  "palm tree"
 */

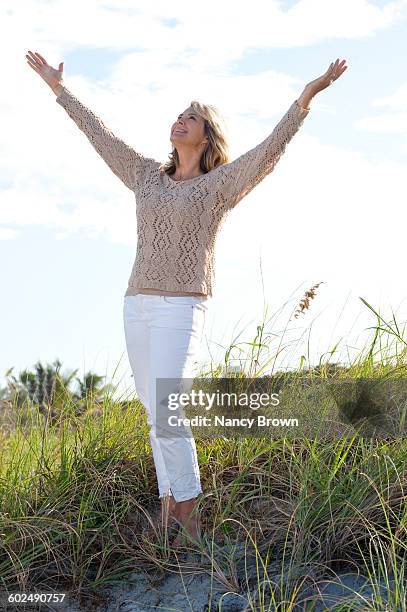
xmin=5 ymin=361 xmax=115 ymax=417
xmin=6 ymin=359 xmax=78 ymax=411
xmin=73 ymin=370 xmax=115 ymax=411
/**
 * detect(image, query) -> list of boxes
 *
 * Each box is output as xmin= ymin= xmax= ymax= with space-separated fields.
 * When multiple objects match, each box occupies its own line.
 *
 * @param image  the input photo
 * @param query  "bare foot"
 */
xmin=172 ymin=496 xmax=202 ymax=548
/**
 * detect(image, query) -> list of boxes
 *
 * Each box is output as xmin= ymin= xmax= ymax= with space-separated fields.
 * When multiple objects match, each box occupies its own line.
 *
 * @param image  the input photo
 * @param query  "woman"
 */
xmin=25 ymin=50 xmax=347 ymax=547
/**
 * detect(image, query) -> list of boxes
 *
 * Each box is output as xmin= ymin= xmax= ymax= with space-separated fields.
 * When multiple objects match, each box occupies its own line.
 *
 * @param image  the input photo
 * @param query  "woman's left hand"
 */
xmin=306 ymin=58 xmax=348 ymax=95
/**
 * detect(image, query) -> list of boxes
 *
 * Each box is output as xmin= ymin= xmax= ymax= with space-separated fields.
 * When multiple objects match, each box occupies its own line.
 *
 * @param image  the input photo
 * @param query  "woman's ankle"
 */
xmin=175 ymin=498 xmax=200 ymax=528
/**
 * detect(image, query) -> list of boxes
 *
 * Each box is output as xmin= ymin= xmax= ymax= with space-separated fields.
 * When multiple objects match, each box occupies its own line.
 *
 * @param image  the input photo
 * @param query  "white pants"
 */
xmin=123 ymin=293 xmax=211 ymax=502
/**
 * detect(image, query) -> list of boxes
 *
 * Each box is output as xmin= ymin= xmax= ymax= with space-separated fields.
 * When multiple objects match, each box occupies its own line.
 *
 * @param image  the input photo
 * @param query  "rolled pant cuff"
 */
xmin=171 ymin=487 xmax=202 ymax=503
xmin=159 ymin=490 xmax=172 ymax=499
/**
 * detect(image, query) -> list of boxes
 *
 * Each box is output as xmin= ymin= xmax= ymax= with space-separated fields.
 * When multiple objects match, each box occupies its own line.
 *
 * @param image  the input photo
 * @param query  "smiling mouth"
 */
xmin=174 ymin=129 xmax=187 ymax=134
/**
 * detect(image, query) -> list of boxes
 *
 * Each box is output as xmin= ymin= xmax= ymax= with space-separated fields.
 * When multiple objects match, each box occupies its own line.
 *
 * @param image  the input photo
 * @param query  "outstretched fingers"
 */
xmin=25 ymin=51 xmax=45 ymax=67
xmin=327 ymin=58 xmax=347 ymax=81
xmin=26 ymin=57 xmax=40 ymax=73
xmin=33 ymin=51 xmax=47 ymax=64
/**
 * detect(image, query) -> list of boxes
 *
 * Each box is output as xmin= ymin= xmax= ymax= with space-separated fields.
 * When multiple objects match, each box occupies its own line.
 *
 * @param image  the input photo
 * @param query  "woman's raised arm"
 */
xmin=25 ymin=50 xmax=157 ymax=192
xmin=214 ymin=98 xmax=310 ymax=211
xmin=215 ymin=58 xmax=348 ymax=212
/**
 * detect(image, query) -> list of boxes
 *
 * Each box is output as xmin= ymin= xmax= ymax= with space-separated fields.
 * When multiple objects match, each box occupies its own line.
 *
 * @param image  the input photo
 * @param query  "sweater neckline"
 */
xmin=163 ymin=171 xmax=206 ymax=185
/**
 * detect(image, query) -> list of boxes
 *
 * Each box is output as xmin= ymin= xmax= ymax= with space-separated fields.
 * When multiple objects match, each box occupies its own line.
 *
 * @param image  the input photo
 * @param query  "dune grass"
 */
xmin=0 ymin=290 xmax=406 ymax=610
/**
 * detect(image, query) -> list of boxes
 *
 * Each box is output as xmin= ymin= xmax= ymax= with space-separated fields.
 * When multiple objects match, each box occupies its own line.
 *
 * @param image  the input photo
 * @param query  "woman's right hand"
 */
xmin=25 ymin=50 xmax=65 ymax=96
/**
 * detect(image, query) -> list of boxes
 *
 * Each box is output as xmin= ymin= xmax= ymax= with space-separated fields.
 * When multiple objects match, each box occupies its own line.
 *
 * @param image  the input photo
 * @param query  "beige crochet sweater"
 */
xmin=56 ymin=86 xmax=310 ymax=297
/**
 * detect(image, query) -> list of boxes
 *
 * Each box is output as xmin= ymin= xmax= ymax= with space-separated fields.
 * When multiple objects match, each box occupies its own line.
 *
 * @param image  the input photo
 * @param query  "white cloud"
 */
xmin=372 ymin=83 xmax=407 ymax=111
xmin=354 ymin=111 xmax=407 ymax=133
xmin=0 ymin=227 xmax=19 ymax=240
xmin=354 ymin=83 xmax=407 ymax=134
xmin=1 ymin=0 xmax=406 ymax=248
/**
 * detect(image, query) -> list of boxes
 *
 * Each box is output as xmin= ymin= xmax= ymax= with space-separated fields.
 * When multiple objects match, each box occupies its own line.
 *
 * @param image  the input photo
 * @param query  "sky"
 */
xmin=1 ymin=0 xmax=407 ymax=400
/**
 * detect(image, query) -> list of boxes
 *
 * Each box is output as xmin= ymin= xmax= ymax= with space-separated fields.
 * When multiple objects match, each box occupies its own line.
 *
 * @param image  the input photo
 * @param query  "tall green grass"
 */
xmin=0 ymin=291 xmax=406 ymax=610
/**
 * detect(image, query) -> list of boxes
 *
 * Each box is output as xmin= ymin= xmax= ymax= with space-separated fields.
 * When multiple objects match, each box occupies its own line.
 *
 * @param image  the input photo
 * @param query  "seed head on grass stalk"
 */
xmin=293 ymin=282 xmax=324 ymax=319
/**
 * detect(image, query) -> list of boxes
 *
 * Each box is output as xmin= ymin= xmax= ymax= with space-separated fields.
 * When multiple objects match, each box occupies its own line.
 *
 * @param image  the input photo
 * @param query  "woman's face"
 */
xmin=170 ymin=107 xmax=207 ymax=146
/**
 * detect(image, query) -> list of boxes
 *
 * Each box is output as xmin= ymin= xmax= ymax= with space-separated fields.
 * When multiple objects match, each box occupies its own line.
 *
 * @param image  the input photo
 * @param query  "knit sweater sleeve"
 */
xmin=55 ymin=85 xmax=157 ymax=192
xmin=215 ymin=99 xmax=310 ymax=210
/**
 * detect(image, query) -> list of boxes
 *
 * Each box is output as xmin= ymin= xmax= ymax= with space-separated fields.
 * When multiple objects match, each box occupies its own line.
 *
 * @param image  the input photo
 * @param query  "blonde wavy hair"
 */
xmin=159 ymin=100 xmax=231 ymax=176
